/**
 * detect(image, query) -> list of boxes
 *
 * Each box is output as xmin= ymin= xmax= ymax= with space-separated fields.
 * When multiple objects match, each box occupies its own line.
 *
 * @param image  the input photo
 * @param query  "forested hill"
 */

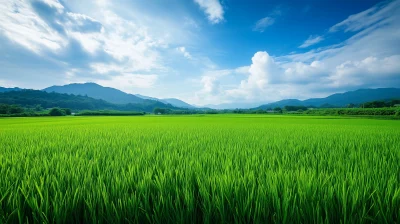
xmin=0 ymin=90 xmax=178 ymax=112
xmin=255 ymin=88 xmax=400 ymax=109
xmin=0 ymin=87 xmax=21 ymax=92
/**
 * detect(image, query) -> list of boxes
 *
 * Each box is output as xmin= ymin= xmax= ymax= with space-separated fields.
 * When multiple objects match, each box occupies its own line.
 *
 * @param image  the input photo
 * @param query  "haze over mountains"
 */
xmin=1 ymin=83 xmax=400 ymax=111
xmin=43 ymin=83 xmax=196 ymax=109
xmin=255 ymin=88 xmax=400 ymax=109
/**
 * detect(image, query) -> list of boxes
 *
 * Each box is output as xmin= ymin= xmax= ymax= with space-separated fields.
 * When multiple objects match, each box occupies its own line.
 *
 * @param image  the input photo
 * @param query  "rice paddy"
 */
xmin=0 ymin=115 xmax=399 ymax=223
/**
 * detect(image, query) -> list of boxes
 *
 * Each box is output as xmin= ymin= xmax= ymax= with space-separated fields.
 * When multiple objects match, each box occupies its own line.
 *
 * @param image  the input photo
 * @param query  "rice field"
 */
xmin=0 ymin=115 xmax=399 ymax=223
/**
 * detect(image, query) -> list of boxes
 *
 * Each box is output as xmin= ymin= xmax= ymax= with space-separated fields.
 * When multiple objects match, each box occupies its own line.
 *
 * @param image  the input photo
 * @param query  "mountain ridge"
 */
xmin=255 ymin=88 xmax=400 ymax=109
xmin=43 ymin=83 xmax=196 ymax=108
xmin=0 ymin=89 xmax=179 ymax=112
xmin=2 ymin=84 xmax=400 ymax=110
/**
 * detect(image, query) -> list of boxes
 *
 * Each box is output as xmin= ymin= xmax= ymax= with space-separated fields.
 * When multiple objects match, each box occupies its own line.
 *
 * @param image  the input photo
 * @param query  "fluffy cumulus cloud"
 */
xmin=194 ymin=0 xmax=224 ymax=24
xmin=193 ymin=0 xmax=400 ymax=105
xmin=330 ymin=55 xmax=400 ymax=87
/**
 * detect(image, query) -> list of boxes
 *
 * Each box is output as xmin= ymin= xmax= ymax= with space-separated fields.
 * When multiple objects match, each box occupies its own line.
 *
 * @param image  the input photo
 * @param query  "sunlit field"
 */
xmin=1 ymin=115 xmax=399 ymax=223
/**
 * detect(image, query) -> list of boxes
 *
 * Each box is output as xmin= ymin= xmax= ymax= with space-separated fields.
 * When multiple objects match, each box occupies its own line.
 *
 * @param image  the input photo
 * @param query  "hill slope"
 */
xmin=43 ymin=83 xmax=147 ymax=104
xmin=0 ymin=90 xmax=177 ymax=112
xmin=0 ymin=87 xmax=21 ymax=92
xmin=161 ymin=98 xmax=195 ymax=109
xmin=256 ymin=88 xmax=400 ymax=109
xmin=43 ymin=83 xmax=196 ymax=109
xmin=135 ymin=94 xmax=196 ymax=108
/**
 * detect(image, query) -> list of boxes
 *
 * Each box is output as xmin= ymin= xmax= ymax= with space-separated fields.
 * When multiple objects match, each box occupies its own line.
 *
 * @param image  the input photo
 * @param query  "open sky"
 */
xmin=0 ymin=0 xmax=399 ymax=106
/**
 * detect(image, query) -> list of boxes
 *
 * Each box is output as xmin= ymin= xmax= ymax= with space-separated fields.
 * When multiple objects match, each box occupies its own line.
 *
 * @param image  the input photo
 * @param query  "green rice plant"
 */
xmin=0 ymin=115 xmax=399 ymax=223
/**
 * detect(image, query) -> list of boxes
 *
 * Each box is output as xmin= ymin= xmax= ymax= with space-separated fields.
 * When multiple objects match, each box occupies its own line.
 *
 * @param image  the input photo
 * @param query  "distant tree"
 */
xmin=0 ymin=104 xmax=7 ymax=114
xmin=346 ymin=103 xmax=355 ymax=108
xmin=319 ymin=103 xmax=336 ymax=108
xmin=61 ymin=108 xmax=72 ymax=115
xmin=362 ymin=101 xmax=386 ymax=108
xmin=284 ymin=105 xmax=307 ymax=111
xmin=49 ymin=108 xmax=66 ymax=116
xmin=389 ymin=99 xmax=400 ymax=107
xmin=273 ymin=107 xmax=282 ymax=113
xmin=35 ymin=104 xmax=43 ymax=111
xmin=153 ymin=108 xmax=167 ymax=114
xmin=255 ymin=109 xmax=265 ymax=114
xmin=9 ymin=105 xmax=24 ymax=114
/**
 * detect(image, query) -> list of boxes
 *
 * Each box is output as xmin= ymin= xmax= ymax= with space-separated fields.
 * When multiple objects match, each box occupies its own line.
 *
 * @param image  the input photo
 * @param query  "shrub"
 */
xmin=49 ymin=108 xmax=66 ymax=116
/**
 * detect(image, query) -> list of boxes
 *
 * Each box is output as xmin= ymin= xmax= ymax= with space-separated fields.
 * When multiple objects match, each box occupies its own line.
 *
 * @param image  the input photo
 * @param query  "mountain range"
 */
xmin=0 ymin=87 xmax=21 ymax=92
xmin=1 ymin=83 xmax=400 ymax=111
xmin=43 ymin=83 xmax=196 ymax=109
xmin=255 ymin=88 xmax=400 ymax=109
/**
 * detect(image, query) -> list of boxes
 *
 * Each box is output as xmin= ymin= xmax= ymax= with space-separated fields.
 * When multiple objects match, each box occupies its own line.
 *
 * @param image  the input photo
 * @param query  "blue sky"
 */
xmin=0 ymin=0 xmax=399 ymax=106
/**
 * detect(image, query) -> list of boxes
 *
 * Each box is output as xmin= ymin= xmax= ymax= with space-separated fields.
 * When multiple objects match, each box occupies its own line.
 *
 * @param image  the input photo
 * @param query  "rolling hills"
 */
xmin=255 ymin=88 xmax=400 ymax=109
xmin=0 ymin=90 xmax=178 ymax=112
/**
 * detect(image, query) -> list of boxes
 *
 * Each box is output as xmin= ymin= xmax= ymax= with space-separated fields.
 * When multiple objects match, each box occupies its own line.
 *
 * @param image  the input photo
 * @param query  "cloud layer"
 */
xmin=253 ymin=17 xmax=275 ymax=32
xmin=0 ymin=0 xmax=399 ymax=106
xmin=299 ymin=35 xmax=324 ymax=48
xmin=194 ymin=0 xmax=400 ymax=105
xmin=194 ymin=0 xmax=224 ymax=24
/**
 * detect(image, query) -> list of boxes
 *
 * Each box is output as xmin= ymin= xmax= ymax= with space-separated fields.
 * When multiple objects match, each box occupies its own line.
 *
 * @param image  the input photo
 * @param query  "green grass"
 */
xmin=0 ymin=115 xmax=399 ymax=223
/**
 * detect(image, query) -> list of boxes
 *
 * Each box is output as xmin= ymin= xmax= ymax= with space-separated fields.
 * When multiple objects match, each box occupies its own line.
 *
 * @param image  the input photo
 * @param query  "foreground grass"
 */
xmin=0 ymin=115 xmax=399 ymax=223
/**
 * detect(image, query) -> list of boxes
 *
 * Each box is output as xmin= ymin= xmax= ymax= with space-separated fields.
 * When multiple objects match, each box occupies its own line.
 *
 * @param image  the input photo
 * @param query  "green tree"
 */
xmin=9 ymin=105 xmax=24 ymax=114
xmin=273 ymin=107 xmax=282 ymax=113
xmin=153 ymin=108 xmax=167 ymax=114
xmin=35 ymin=104 xmax=43 ymax=111
xmin=49 ymin=108 xmax=66 ymax=116
xmin=61 ymin=108 xmax=72 ymax=115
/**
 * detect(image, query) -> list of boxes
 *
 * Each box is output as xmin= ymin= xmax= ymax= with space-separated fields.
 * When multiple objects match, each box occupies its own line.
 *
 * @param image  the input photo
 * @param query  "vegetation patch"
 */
xmin=0 ymin=115 xmax=399 ymax=223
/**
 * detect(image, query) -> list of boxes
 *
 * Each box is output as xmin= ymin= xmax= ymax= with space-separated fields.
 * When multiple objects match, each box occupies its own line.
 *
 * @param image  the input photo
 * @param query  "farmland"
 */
xmin=0 ymin=115 xmax=399 ymax=223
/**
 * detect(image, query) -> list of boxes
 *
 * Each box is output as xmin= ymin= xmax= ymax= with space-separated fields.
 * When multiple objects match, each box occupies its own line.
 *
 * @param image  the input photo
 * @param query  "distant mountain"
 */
xmin=135 ymin=94 xmax=196 ymax=109
xmin=161 ymin=98 xmax=195 ymax=109
xmin=0 ymin=87 xmax=21 ymax=92
xmin=43 ymin=83 xmax=146 ymax=104
xmin=43 ymin=83 xmax=196 ymax=109
xmin=255 ymin=88 xmax=400 ymax=109
xmin=205 ymin=102 xmax=266 ymax=110
xmin=134 ymin=94 xmax=159 ymax=101
xmin=0 ymin=90 xmax=178 ymax=112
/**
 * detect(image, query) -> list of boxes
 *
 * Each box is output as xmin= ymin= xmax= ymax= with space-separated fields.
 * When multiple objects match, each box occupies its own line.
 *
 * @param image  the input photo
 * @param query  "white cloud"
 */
xmin=0 ymin=0 xmax=66 ymax=53
xmin=329 ymin=0 xmax=400 ymax=33
xmin=246 ymin=51 xmax=281 ymax=86
xmin=97 ymin=74 xmax=158 ymax=92
xmin=200 ymin=76 xmax=220 ymax=95
xmin=69 ymin=31 xmax=102 ymax=54
xmin=253 ymin=17 xmax=275 ymax=32
xmin=69 ymin=9 xmax=164 ymax=72
xmin=98 ymin=11 xmax=163 ymax=71
xmin=177 ymin=46 xmax=192 ymax=59
xmin=90 ymin=63 xmax=124 ymax=74
xmin=234 ymin=66 xmax=250 ymax=74
xmin=0 ymin=79 xmax=19 ymax=88
xmin=194 ymin=0 xmax=224 ymax=24
xmin=299 ymin=35 xmax=324 ymax=48
xmin=330 ymin=55 xmax=400 ymax=87
xmin=0 ymin=0 xmax=167 ymax=72
xmin=225 ymin=52 xmax=282 ymax=100
xmin=41 ymin=0 xmax=64 ymax=13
